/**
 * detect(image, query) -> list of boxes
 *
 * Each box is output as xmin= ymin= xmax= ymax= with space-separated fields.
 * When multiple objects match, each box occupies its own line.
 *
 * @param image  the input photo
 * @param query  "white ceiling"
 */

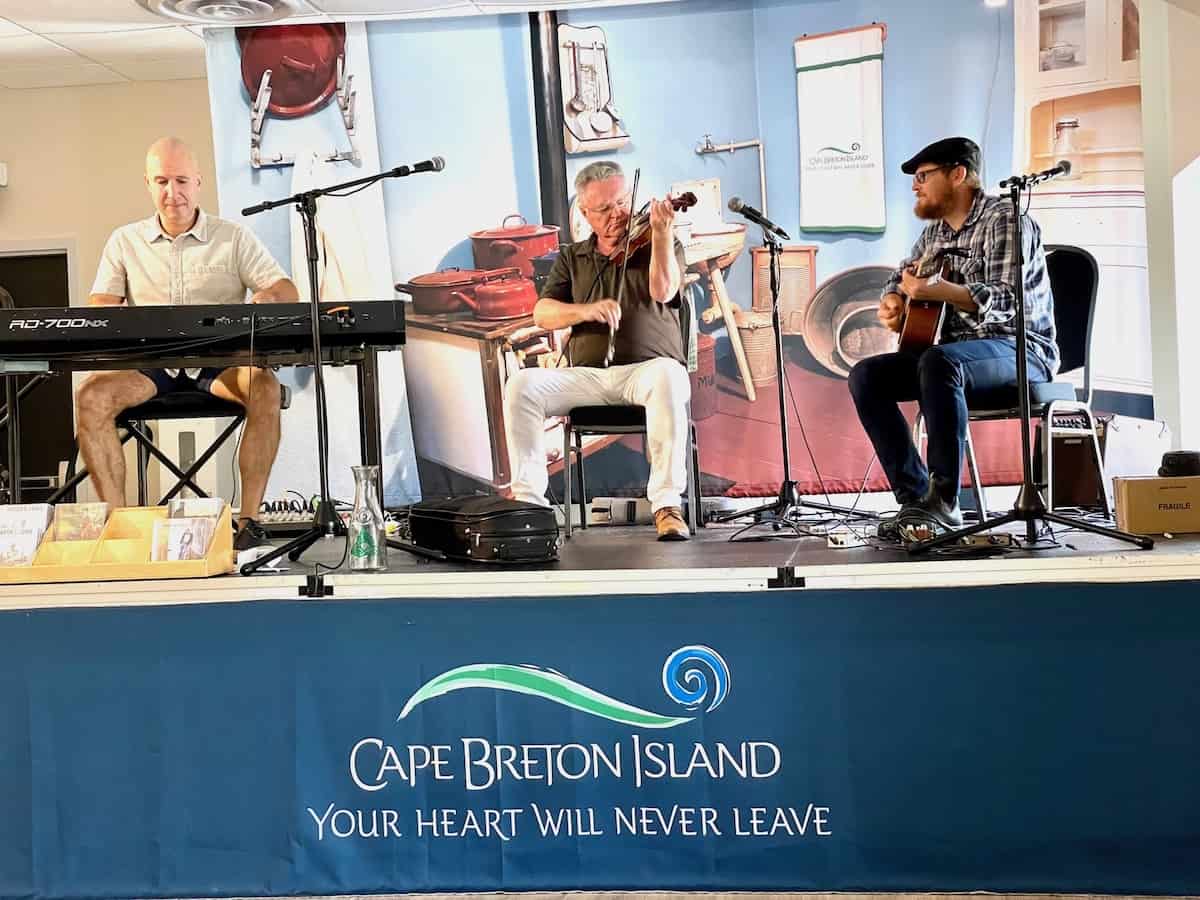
xmin=0 ymin=0 xmax=677 ymax=89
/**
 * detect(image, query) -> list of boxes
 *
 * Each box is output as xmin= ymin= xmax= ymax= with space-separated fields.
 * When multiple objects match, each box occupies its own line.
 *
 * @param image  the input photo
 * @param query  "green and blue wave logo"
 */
xmin=815 ymin=142 xmax=862 ymax=155
xmin=399 ymin=645 xmax=730 ymax=730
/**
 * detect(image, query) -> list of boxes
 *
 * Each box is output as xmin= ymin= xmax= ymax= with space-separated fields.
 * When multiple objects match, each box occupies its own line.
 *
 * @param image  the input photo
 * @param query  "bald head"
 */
xmin=146 ymin=137 xmax=199 ymax=177
xmin=144 ymin=136 xmax=202 ymax=237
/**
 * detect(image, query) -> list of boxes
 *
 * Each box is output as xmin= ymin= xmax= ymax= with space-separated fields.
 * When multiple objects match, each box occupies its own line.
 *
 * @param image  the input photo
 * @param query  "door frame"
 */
xmin=0 ymin=238 xmax=84 ymax=491
xmin=0 ymin=237 xmax=81 ymax=308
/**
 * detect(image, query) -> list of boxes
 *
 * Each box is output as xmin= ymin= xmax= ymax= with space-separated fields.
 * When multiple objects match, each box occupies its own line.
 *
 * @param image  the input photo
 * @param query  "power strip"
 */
xmin=586 ymin=497 xmax=655 ymax=526
xmin=258 ymin=509 xmax=315 ymax=526
xmin=826 ymin=527 xmax=867 ymax=548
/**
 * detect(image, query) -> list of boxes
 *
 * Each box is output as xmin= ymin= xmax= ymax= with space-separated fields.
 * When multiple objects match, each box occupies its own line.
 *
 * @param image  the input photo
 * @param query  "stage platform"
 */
xmin=1 ymin=515 xmax=1197 ymax=609
xmin=3 ymin=514 xmax=1199 ymax=898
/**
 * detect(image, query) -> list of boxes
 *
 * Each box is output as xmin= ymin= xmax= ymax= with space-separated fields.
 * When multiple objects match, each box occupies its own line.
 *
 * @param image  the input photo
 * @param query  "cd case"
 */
xmin=151 ymin=517 xmax=215 ymax=562
xmin=52 ymin=503 xmax=111 ymax=541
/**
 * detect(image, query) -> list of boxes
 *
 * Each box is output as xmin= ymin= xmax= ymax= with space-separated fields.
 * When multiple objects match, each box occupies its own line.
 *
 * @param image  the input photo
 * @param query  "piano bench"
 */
xmin=118 ymin=385 xmax=292 ymax=507
xmin=123 ymin=391 xmax=245 ymax=422
xmin=49 ymin=385 xmax=293 ymax=508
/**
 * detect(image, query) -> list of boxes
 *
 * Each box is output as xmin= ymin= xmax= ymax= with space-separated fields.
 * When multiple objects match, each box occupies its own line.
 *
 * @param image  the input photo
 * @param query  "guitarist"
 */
xmin=503 ymin=160 xmax=693 ymax=541
xmin=847 ymin=137 xmax=1058 ymax=536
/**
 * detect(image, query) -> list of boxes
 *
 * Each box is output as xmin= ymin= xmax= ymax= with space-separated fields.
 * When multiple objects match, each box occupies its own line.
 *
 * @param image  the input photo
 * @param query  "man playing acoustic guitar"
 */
xmin=848 ymin=137 xmax=1058 ymax=537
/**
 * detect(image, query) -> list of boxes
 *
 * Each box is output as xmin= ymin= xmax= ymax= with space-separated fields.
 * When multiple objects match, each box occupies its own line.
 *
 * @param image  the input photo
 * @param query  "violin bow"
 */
xmin=606 ymin=167 xmax=640 ymax=368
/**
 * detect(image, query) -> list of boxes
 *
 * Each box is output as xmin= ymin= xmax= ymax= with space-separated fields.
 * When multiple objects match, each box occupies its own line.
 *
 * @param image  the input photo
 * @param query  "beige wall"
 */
xmin=0 ymin=78 xmax=217 ymax=305
xmin=1168 ymin=3 xmax=1200 ymax=175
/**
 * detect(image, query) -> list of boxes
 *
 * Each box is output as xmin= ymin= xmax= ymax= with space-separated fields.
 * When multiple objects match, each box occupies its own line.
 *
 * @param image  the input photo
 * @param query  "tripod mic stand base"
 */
xmin=907 ymin=506 xmax=1154 ymax=555
xmin=710 ymin=479 xmax=879 ymax=526
xmin=239 ymin=501 xmax=347 ymax=576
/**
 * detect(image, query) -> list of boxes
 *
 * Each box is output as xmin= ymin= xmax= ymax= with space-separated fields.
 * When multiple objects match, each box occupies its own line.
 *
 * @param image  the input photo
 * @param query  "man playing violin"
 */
xmin=847 ymin=137 xmax=1058 ymax=537
xmin=503 ymin=160 xmax=692 ymax=540
xmin=77 ymin=137 xmax=298 ymax=551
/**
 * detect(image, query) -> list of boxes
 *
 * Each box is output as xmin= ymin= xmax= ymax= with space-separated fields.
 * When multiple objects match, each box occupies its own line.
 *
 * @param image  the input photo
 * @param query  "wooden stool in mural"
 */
xmin=683 ymin=223 xmax=756 ymax=402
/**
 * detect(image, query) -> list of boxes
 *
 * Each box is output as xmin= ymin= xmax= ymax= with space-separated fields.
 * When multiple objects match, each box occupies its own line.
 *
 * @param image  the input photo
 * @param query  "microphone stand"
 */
xmin=239 ymin=162 xmax=438 ymax=587
xmin=711 ymin=230 xmax=878 ymax=532
xmin=908 ymin=172 xmax=1153 ymax=554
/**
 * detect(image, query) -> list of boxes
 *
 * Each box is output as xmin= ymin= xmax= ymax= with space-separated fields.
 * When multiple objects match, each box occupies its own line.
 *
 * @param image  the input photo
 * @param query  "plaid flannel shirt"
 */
xmin=883 ymin=190 xmax=1059 ymax=374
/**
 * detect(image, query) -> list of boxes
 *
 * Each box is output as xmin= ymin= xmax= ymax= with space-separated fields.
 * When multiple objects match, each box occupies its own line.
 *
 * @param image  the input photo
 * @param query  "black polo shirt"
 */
xmin=540 ymin=235 xmax=687 ymax=367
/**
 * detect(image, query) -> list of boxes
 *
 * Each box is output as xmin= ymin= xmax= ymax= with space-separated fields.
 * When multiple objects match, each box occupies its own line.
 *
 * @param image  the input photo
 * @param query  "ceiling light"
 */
xmin=135 ymin=0 xmax=306 ymax=26
xmin=984 ymin=0 xmax=1008 ymax=7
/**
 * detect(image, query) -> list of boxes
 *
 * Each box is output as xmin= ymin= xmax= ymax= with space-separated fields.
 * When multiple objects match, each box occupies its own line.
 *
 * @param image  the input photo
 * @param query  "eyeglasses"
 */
xmin=913 ymin=164 xmax=961 ymax=185
xmin=583 ymin=195 xmax=631 ymax=219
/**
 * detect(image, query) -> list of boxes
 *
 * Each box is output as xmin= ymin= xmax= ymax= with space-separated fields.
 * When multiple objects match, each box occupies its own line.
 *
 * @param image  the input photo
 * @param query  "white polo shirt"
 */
xmin=91 ymin=210 xmax=287 ymax=305
xmin=91 ymin=210 xmax=289 ymax=377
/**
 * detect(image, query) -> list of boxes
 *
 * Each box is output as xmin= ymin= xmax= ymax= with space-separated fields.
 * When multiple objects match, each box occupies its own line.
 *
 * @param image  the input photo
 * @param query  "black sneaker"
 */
xmin=234 ymin=518 xmax=272 ymax=552
xmin=920 ymin=493 xmax=963 ymax=530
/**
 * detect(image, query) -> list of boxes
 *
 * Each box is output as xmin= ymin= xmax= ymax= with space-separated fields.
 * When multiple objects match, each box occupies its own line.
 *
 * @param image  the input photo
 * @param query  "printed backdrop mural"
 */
xmin=206 ymin=0 xmax=1042 ymax=510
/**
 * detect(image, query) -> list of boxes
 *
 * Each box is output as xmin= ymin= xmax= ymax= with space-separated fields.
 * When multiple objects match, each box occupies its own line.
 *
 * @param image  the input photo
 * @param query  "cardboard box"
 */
xmin=1114 ymin=476 xmax=1200 ymax=535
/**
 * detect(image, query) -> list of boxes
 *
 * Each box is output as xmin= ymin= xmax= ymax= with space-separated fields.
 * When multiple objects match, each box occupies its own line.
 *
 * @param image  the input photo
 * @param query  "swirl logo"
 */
xmin=661 ymin=645 xmax=730 ymax=712
xmin=397 ymin=646 xmax=731 ymax=729
xmin=815 ymin=142 xmax=863 ymax=155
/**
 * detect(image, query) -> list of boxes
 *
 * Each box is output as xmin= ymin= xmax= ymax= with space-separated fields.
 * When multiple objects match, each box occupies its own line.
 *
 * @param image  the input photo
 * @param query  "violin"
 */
xmin=567 ymin=182 xmax=696 ymax=368
xmin=608 ymin=191 xmax=699 ymax=267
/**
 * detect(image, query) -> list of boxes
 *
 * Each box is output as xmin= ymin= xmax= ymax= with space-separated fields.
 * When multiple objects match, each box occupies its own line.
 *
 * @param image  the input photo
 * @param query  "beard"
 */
xmin=913 ymin=194 xmax=948 ymax=221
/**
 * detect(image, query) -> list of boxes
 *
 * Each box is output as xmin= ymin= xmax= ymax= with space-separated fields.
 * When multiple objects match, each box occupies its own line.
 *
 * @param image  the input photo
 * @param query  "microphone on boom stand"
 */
xmin=239 ymin=155 xmax=446 ymax=591
xmin=999 ymin=159 xmax=1071 ymax=189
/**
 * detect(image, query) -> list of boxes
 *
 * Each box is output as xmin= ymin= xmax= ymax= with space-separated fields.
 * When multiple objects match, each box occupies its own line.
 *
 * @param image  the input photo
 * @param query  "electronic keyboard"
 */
xmin=0 ymin=300 xmax=405 ymax=363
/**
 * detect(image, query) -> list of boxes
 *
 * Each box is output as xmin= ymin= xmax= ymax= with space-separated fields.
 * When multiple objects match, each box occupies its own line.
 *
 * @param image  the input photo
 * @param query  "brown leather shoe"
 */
xmin=654 ymin=506 xmax=690 ymax=541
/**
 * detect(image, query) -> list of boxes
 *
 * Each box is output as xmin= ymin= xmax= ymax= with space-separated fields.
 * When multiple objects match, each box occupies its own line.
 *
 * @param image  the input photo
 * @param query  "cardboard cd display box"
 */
xmin=0 ymin=505 xmax=235 ymax=585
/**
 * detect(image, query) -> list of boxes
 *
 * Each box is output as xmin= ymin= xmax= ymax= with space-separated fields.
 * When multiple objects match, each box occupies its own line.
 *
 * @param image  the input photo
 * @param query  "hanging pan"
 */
xmin=237 ymin=23 xmax=346 ymax=118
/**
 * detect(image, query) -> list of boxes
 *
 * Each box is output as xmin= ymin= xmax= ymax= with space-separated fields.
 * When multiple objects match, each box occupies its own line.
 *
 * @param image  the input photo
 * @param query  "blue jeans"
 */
xmin=848 ymin=338 xmax=1052 ymax=504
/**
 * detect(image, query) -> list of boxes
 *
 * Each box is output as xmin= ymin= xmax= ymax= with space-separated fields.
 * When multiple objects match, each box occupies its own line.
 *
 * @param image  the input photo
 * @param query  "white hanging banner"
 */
xmin=795 ymin=23 xmax=887 ymax=233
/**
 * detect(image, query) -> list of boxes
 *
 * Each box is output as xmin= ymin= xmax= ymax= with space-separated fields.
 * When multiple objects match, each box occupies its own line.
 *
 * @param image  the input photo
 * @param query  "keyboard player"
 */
xmin=77 ymin=137 xmax=298 ymax=551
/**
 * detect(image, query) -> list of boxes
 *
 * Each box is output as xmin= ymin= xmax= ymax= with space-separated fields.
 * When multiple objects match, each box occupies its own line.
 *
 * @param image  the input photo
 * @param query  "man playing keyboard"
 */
xmin=77 ymin=136 xmax=298 ymax=551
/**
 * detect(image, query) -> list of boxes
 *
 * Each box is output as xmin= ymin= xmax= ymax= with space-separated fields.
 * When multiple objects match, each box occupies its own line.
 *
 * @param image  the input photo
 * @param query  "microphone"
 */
xmin=999 ymin=160 xmax=1071 ymax=188
xmin=727 ymin=197 xmax=790 ymax=240
xmin=240 ymin=158 xmax=446 ymax=219
xmin=392 ymin=156 xmax=445 ymax=176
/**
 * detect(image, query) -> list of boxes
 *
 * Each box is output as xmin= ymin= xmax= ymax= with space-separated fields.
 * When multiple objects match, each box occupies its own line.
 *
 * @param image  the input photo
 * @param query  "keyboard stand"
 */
xmin=0 ymin=362 xmax=51 ymax=503
xmin=1 ymin=348 xmax=388 ymax=507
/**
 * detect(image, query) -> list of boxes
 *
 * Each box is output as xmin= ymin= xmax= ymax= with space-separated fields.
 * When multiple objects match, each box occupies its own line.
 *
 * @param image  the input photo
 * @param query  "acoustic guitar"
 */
xmin=896 ymin=246 xmax=969 ymax=355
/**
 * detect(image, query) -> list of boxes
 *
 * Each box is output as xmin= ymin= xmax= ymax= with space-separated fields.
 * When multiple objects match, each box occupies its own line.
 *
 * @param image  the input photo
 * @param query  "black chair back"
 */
xmin=1044 ymin=244 xmax=1099 ymax=397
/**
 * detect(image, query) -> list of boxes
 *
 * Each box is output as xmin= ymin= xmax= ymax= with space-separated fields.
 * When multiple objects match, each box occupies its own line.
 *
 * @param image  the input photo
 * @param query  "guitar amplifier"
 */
xmin=1033 ymin=410 xmax=1107 ymax=510
xmin=751 ymin=245 xmax=818 ymax=335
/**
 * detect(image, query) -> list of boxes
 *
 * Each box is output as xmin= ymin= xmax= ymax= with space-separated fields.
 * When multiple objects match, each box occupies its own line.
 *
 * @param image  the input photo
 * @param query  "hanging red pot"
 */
xmin=237 ymin=23 xmax=346 ymax=118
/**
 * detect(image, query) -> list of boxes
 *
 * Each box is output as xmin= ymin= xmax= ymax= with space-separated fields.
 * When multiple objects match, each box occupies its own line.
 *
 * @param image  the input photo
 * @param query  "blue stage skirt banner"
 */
xmin=2 ymin=582 xmax=1200 ymax=899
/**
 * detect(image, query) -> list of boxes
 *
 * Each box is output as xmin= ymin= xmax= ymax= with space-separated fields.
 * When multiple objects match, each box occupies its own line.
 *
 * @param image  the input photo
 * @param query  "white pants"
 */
xmin=503 ymin=358 xmax=691 ymax=512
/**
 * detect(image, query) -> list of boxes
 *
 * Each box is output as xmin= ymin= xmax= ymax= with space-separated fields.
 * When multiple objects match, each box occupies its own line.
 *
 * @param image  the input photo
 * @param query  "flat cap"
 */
xmin=901 ymin=136 xmax=981 ymax=176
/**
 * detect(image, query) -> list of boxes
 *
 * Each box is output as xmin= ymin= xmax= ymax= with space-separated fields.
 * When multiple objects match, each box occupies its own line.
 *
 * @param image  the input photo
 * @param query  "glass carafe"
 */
xmin=1052 ymin=117 xmax=1083 ymax=180
xmin=348 ymin=465 xmax=387 ymax=571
